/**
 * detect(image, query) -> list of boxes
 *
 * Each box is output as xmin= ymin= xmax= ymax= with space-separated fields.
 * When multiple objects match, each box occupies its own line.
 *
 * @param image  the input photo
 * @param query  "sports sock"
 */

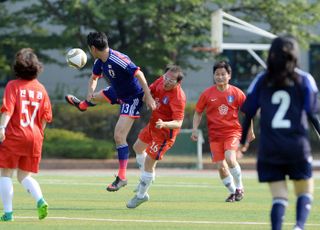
xmin=79 ymin=100 xmax=96 ymax=110
xmin=117 ymin=144 xmax=129 ymax=180
xmin=137 ymin=171 xmax=154 ymax=199
xmin=0 ymin=177 xmax=13 ymax=213
xmin=229 ymin=164 xmax=243 ymax=189
xmin=222 ymin=174 xmax=236 ymax=194
xmin=136 ymin=152 xmax=147 ymax=171
xmin=21 ymin=176 xmax=43 ymax=203
xmin=271 ymin=198 xmax=288 ymax=230
xmin=295 ymin=193 xmax=312 ymax=229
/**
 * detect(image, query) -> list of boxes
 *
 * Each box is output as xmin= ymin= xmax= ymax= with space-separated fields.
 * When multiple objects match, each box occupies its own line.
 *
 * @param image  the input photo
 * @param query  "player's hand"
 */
xmin=146 ymin=95 xmax=156 ymax=110
xmin=238 ymin=143 xmax=249 ymax=153
xmin=190 ymin=129 xmax=198 ymax=141
xmin=247 ymin=131 xmax=255 ymax=143
xmin=155 ymin=119 xmax=165 ymax=129
xmin=0 ymin=128 xmax=5 ymax=143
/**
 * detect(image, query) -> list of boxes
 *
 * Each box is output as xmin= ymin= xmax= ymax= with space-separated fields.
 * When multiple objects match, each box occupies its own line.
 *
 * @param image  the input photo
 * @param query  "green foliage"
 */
xmin=43 ymin=128 xmax=115 ymax=159
xmin=1 ymin=0 xmax=319 ymax=83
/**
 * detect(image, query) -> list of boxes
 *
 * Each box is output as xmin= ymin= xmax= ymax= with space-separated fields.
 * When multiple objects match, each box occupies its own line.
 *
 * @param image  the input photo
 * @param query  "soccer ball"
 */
xmin=66 ymin=48 xmax=87 ymax=69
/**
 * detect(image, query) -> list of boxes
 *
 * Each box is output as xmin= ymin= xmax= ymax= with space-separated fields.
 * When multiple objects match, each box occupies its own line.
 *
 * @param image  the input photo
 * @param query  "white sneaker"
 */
xmin=126 ymin=194 xmax=149 ymax=209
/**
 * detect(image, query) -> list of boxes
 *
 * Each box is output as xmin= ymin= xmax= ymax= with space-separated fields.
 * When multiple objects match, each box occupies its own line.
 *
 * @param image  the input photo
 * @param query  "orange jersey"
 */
xmin=196 ymin=85 xmax=245 ymax=142
xmin=149 ymin=77 xmax=186 ymax=138
xmin=0 ymin=79 xmax=52 ymax=157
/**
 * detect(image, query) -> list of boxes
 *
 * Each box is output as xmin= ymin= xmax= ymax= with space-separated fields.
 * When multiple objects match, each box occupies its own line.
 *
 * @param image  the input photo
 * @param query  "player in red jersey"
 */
xmin=0 ymin=48 xmax=52 ymax=221
xmin=126 ymin=65 xmax=186 ymax=208
xmin=191 ymin=61 xmax=254 ymax=202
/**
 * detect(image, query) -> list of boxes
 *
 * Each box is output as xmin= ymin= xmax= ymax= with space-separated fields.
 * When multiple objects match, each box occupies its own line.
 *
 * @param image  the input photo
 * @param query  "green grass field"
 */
xmin=3 ymin=169 xmax=320 ymax=230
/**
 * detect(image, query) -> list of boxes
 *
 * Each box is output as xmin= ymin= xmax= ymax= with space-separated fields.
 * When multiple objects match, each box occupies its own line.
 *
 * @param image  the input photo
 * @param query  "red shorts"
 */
xmin=0 ymin=153 xmax=41 ymax=173
xmin=209 ymin=136 xmax=239 ymax=162
xmin=138 ymin=123 xmax=176 ymax=160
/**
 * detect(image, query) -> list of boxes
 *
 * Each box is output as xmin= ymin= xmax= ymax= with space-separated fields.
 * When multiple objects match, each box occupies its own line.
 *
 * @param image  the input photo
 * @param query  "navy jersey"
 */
xmin=241 ymin=69 xmax=319 ymax=164
xmin=92 ymin=49 xmax=143 ymax=99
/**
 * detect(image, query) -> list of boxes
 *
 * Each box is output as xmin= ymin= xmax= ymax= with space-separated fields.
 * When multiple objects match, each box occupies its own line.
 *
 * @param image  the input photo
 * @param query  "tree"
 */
xmin=0 ymin=0 xmax=319 ymax=83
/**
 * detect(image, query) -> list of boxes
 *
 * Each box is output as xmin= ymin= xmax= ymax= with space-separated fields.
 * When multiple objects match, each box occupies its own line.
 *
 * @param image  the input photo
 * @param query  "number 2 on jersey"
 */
xmin=21 ymin=100 xmax=39 ymax=128
xmin=271 ymin=90 xmax=291 ymax=128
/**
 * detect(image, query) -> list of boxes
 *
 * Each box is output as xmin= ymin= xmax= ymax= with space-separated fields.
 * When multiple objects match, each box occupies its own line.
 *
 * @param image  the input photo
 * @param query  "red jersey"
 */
xmin=149 ymin=77 xmax=186 ymax=138
xmin=0 ymin=79 xmax=52 ymax=157
xmin=196 ymin=85 xmax=245 ymax=142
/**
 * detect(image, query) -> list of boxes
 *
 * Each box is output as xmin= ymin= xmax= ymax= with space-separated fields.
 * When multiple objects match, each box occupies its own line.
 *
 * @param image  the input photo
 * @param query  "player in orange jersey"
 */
xmin=126 ymin=65 xmax=186 ymax=208
xmin=191 ymin=61 xmax=255 ymax=202
xmin=0 ymin=48 xmax=52 ymax=221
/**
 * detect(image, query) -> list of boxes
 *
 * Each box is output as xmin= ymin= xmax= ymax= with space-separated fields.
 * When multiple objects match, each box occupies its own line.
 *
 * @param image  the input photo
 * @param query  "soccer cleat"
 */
xmin=65 ymin=94 xmax=86 ymax=112
xmin=126 ymin=194 xmax=149 ymax=209
xmin=235 ymin=188 xmax=244 ymax=201
xmin=37 ymin=200 xmax=48 ymax=220
xmin=106 ymin=176 xmax=128 ymax=192
xmin=0 ymin=212 xmax=13 ymax=222
xmin=225 ymin=193 xmax=236 ymax=202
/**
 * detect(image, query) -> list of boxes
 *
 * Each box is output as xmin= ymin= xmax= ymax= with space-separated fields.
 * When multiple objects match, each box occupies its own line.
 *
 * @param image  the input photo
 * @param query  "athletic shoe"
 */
xmin=235 ymin=188 xmax=244 ymax=201
xmin=0 ymin=212 xmax=13 ymax=222
xmin=106 ymin=176 xmax=128 ymax=192
xmin=37 ymin=200 xmax=48 ymax=220
xmin=65 ymin=94 xmax=86 ymax=112
xmin=126 ymin=194 xmax=149 ymax=208
xmin=225 ymin=193 xmax=236 ymax=202
xmin=292 ymin=226 xmax=302 ymax=230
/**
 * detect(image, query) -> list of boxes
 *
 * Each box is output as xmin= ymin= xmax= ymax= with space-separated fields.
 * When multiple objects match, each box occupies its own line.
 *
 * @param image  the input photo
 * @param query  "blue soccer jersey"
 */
xmin=241 ymin=69 xmax=319 ymax=164
xmin=92 ymin=49 xmax=143 ymax=99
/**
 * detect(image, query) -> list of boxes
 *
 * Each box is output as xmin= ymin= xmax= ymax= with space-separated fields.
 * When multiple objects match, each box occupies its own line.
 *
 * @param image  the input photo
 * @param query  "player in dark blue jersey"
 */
xmin=240 ymin=35 xmax=320 ymax=230
xmin=65 ymin=32 xmax=156 ymax=192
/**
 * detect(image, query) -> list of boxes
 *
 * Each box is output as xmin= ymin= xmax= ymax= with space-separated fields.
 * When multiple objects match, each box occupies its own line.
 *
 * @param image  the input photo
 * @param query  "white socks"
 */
xmin=136 ymin=152 xmax=147 ymax=171
xmin=0 ymin=177 xmax=13 ymax=213
xmin=222 ymin=175 xmax=236 ymax=194
xmin=229 ymin=164 xmax=243 ymax=189
xmin=137 ymin=171 xmax=154 ymax=199
xmin=21 ymin=176 xmax=43 ymax=202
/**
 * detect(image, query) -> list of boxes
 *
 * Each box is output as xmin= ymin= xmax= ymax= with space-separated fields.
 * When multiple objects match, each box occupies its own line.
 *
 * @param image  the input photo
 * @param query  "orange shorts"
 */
xmin=209 ymin=136 xmax=239 ymax=162
xmin=0 ymin=153 xmax=41 ymax=173
xmin=138 ymin=123 xmax=175 ymax=160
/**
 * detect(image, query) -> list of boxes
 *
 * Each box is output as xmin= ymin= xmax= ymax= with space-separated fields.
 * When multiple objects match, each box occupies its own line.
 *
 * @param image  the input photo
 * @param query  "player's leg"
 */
xmin=107 ymin=93 xmax=143 ymax=192
xmin=17 ymin=169 xmax=48 ymax=220
xmin=18 ymin=155 xmax=48 ymax=220
xmin=106 ymin=115 xmax=135 ymax=192
xmin=224 ymin=137 xmax=244 ymax=201
xmin=291 ymin=158 xmax=313 ymax=230
xmin=133 ymin=139 xmax=148 ymax=171
xmin=210 ymin=142 xmax=236 ymax=202
xmin=0 ymin=168 xmax=14 ymax=221
xmin=127 ymin=155 xmax=156 ymax=209
xmin=133 ymin=125 xmax=151 ymax=171
xmin=269 ymin=181 xmax=289 ymax=230
xmin=292 ymin=179 xmax=313 ymax=230
xmin=65 ymin=86 xmax=119 ymax=111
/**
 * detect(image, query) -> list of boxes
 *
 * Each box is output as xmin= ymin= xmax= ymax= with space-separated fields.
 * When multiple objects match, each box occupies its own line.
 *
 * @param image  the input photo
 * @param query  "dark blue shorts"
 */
xmin=257 ymin=159 xmax=312 ymax=182
xmin=102 ymin=86 xmax=144 ymax=118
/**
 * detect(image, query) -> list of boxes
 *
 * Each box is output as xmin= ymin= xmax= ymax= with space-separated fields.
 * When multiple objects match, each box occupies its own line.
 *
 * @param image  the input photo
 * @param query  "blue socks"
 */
xmin=295 ymin=194 xmax=312 ymax=229
xmin=271 ymin=198 xmax=288 ymax=230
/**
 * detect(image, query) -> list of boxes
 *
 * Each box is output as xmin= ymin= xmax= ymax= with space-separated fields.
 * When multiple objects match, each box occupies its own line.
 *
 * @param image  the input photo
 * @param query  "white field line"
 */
xmin=12 ymin=180 xmax=320 ymax=190
xmin=14 ymin=216 xmax=320 ymax=227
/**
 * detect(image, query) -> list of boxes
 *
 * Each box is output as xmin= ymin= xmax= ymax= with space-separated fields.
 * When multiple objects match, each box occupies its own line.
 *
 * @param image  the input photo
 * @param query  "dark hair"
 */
xmin=87 ymin=32 xmax=109 ymax=51
xmin=13 ymin=48 xmax=43 ymax=80
xmin=265 ymin=35 xmax=299 ymax=87
xmin=166 ymin=64 xmax=184 ymax=82
xmin=213 ymin=60 xmax=232 ymax=75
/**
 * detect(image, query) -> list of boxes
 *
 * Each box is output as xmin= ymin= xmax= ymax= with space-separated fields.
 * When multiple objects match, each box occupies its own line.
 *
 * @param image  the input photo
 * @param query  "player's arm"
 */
xmin=191 ymin=111 xmax=203 ymax=141
xmin=155 ymin=119 xmax=183 ymax=129
xmin=135 ymin=70 xmax=156 ymax=110
xmin=0 ymin=112 xmax=11 ymax=142
xmin=86 ymin=74 xmax=99 ymax=101
xmin=308 ymin=113 xmax=320 ymax=139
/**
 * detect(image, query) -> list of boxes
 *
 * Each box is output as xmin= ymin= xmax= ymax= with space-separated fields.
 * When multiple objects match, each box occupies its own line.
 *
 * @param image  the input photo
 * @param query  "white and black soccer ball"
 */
xmin=66 ymin=48 xmax=87 ymax=69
